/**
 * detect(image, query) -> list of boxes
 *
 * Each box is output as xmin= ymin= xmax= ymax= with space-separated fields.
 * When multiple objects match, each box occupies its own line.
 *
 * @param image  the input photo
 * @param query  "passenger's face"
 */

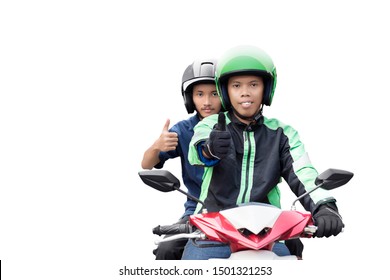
xmin=193 ymin=83 xmax=221 ymax=119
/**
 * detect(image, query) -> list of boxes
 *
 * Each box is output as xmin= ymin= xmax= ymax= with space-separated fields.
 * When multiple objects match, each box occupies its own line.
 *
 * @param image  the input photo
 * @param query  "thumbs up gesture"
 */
xmin=203 ymin=112 xmax=231 ymax=160
xmin=156 ymin=119 xmax=178 ymax=152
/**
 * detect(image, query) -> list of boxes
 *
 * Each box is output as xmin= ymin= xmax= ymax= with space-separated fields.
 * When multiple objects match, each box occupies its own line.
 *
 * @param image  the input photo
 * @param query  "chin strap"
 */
xmin=233 ymin=105 xmax=264 ymax=124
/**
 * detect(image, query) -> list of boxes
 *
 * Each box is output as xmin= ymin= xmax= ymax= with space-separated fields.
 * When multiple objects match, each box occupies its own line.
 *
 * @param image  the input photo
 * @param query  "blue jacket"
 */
xmin=155 ymin=114 xmax=203 ymax=217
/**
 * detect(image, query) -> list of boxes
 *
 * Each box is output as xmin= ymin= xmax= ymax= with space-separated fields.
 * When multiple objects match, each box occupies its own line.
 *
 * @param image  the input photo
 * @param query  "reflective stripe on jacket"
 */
xmin=188 ymin=111 xmax=334 ymax=213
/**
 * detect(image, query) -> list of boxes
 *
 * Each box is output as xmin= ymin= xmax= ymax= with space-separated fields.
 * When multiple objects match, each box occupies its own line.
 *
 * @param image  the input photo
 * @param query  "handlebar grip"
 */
xmin=304 ymin=225 xmax=317 ymax=234
xmin=152 ymin=223 xmax=191 ymax=236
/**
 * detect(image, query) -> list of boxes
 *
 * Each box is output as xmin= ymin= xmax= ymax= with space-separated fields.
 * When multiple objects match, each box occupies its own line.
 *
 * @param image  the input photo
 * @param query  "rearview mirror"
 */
xmin=315 ymin=168 xmax=354 ymax=190
xmin=291 ymin=168 xmax=353 ymax=210
xmin=139 ymin=169 xmax=207 ymax=211
xmin=138 ymin=170 xmax=180 ymax=192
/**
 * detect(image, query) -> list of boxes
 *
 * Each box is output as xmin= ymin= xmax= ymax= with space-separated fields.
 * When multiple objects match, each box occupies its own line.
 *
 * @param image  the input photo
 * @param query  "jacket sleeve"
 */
xmin=188 ymin=114 xmax=219 ymax=166
xmin=280 ymin=124 xmax=336 ymax=213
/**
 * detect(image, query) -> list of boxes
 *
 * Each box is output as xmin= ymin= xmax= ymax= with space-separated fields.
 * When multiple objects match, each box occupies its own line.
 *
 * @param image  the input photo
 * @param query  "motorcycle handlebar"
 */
xmin=154 ymin=224 xmax=319 ymax=236
xmin=152 ymin=223 xmax=191 ymax=236
xmin=304 ymin=225 xmax=317 ymax=234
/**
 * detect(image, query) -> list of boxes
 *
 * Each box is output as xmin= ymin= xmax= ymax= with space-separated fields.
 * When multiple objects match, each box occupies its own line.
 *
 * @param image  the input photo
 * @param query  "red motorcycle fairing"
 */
xmin=189 ymin=203 xmax=313 ymax=253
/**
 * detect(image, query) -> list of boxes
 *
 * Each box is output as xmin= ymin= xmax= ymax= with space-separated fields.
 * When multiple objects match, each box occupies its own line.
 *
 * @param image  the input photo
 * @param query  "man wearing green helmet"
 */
xmin=182 ymin=45 xmax=344 ymax=260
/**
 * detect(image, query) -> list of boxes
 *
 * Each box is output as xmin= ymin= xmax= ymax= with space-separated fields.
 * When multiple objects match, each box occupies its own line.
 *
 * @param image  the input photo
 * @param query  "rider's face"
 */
xmin=193 ymin=83 xmax=221 ymax=119
xmin=227 ymin=75 xmax=264 ymax=123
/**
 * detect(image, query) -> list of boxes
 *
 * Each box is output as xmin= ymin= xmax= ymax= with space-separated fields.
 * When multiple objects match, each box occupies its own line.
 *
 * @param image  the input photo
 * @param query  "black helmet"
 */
xmin=181 ymin=59 xmax=217 ymax=114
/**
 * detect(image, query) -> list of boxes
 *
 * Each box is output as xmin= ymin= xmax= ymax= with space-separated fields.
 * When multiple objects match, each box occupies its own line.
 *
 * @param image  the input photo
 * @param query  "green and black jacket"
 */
xmin=188 ymin=111 xmax=335 ymax=214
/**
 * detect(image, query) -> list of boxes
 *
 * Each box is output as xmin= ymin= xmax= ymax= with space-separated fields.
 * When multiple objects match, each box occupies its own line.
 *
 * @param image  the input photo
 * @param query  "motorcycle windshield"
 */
xmin=219 ymin=203 xmax=282 ymax=235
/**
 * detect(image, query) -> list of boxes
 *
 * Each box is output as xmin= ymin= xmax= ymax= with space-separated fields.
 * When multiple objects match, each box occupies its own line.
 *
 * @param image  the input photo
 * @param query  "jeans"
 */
xmin=181 ymin=240 xmax=291 ymax=260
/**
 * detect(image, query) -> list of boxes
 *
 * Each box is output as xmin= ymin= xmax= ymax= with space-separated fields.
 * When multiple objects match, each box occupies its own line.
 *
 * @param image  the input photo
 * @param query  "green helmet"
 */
xmin=215 ymin=45 xmax=277 ymax=111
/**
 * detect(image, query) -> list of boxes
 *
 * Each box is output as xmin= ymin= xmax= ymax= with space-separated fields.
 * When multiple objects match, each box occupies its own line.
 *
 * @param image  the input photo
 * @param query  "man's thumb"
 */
xmin=215 ymin=112 xmax=226 ymax=131
xmin=162 ymin=119 xmax=170 ymax=131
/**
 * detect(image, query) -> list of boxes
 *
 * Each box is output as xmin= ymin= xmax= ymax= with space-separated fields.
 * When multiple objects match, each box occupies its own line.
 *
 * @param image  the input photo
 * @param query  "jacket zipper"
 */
xmin=241 ymin=130 xmax=251 ymax=204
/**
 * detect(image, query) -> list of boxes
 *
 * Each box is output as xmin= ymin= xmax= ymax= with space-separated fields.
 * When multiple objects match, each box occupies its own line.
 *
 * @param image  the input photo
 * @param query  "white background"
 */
xmin=1 ymin=0 xmax=389 ymax=279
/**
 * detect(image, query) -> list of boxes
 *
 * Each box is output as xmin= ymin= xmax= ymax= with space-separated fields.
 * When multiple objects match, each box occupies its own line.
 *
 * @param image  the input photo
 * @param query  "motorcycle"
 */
xmin=138 ymin=168 xmax=353 ymax=260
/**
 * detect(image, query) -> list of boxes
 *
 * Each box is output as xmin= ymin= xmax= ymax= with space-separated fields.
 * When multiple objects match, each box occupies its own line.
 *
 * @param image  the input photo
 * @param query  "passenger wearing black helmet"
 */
xmin=141 ymin=59 xmax=221 ymax=259
xmin=183 ymin=45 xmax=344 ymax=260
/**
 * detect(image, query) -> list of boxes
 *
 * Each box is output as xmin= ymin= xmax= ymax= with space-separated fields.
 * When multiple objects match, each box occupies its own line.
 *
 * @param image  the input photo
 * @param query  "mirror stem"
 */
xmin=175 ymin=187 xmax=206 ymax=210
xmin=291 ymin=182 xmax=324 ymax=210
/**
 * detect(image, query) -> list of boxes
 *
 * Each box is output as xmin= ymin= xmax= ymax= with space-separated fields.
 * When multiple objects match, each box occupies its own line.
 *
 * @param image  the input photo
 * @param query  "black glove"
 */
xmin=203 ymin=112 xmax=231 ymax=160
xmin=313 ymin=203 xmax=344 ymax=238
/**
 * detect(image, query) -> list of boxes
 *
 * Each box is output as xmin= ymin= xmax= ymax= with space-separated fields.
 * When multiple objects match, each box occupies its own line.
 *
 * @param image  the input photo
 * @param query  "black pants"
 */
xmin=285 ymin=238 xmax=304 ymax=258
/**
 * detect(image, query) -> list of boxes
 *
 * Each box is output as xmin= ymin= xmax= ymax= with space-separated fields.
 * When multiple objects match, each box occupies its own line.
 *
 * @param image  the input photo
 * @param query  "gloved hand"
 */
xmin=313 ymin=203 xmax=344 ymax=238
xmin=203 ymin=112 xmax=231 ymax=160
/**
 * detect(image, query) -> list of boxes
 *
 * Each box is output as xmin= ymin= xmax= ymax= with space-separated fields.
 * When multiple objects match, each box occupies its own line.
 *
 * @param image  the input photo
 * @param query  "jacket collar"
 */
xmin=228 ymin=111 xmax=264 ymax=131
